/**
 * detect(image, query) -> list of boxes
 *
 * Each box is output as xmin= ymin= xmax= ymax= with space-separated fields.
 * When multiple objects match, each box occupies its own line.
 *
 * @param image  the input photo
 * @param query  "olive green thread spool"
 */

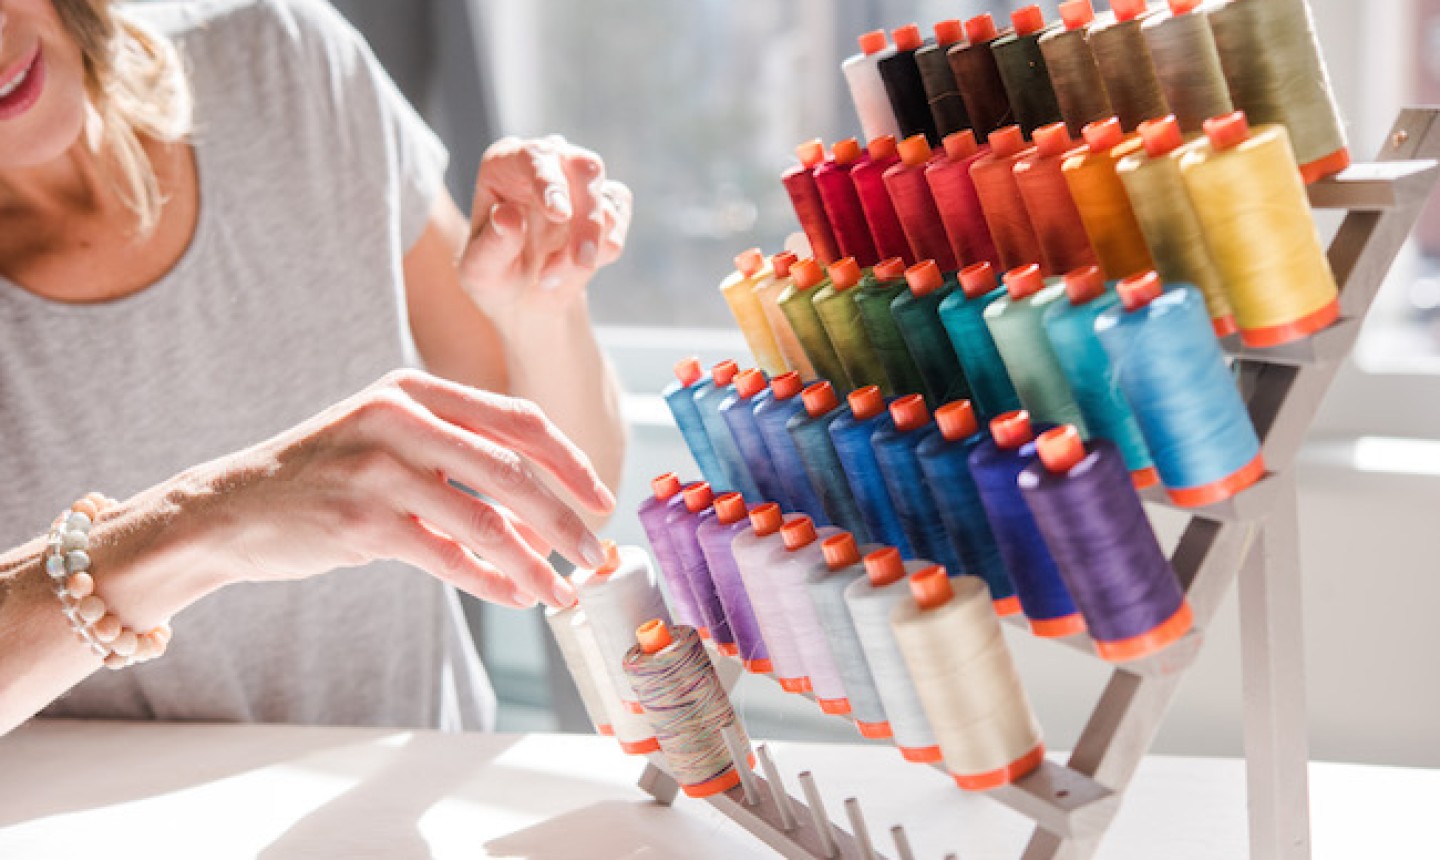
xmin=815 ymin=258 xmax=892 ymax=393
xmin=1040 ymin=0 xmax=1114 ymax=137
xmin=854 ymin=257 xmax=927 ymax=397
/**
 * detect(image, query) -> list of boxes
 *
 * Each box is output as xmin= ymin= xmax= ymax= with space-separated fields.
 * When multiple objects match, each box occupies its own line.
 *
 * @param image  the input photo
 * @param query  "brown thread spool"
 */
xmin=1088 ymin=0 xmax=1170 ymax=132
xmin=926 ymin=130 xmax=1001 ymax=270
xmin=990 ymin=5 xmax=1065 ymax=139
xmin=1039 ymin=0 xmax=1115 ymax=137
xmin=916 ymin=20 xmax=971 ymax=140
xmin=1013 ymin=123 xmax=1099 ymax=276
xmin=1141 ymin=0 xmax=1234 ymax=135
xmin=1061 ymin=118 xmax=1155 ymax=280
xmin=968 ymin=125 xmax=1042 ymax=272
xmin=948 ymin=14 xmax=1015 ymax=144
xmin=1115 ymin=116 xmax=1236 ymax=336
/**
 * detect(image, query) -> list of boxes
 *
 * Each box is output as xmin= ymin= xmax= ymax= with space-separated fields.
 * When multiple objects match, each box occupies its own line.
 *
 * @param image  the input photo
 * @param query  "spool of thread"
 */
xmin=771 ymin=516 xmax=853 ymax=713
xmin=753 ymin=251 xmax=819 ymax=379
xmin=787 ymin=382 xmax=871 ymax=541
xmin=778 ymin=259 xmax=852 ymax=390
xmin=853 ymin=257 xmax=927 ymax=398
xmin=843 ymin=30 xmax=902 ymax=142
xmin=894 ymin=261 xmax=972 ymax=408
xmin=843 ymin=547 xmax=943 ymax=762
xmin=1039 ymin=0 xmax=1114 ymax=137
xmin=663 ymin=357 xmax=728 ymax=492
xmin=815 ymin=139 xmax=881 ymax=267
xmin=1019 ymin=426 xmax=1192 ymax=661
xmin=1041 ymin=267 xmax=1157 ymax=487
xmin=871 ymin=395 xmax=966 ymax=577
xmin=1062 ymin=118 xmax=1154 ymax=280
xmin=1117 ymin=117 xmax=1235 ymax=336
xmin=545 ymin=600 xmax=616 ymax=736
xmin=1014 ymin=122 xmax=1099 ymax=276
xmin=814 ymin=258 xmax=891 ymax=392
xmin=891 ymin=567 xmax=1044 ymax=790
xmin=1141 ymin=0 xmax=1234 ymax=135
xmin=1088 ymin=0 xmax=1169 ymax=133
xmin=916 ymin=20 xmax=971 ymax=140
xmin=575 ymin=542 xmax=675 ymax=715
xmin=572 ymin=610 xmax=658 ymax=754
xmin=667 ymin=484 xmax=735 ymax=651
xmin=852 ymin=136 xmax=914 ymax=265
xmin=984 ymin=265 xmax=1089 ymax=432
xmin=968 ymin=126 xmax=1042 ymax=272
xmin=805 ymin=533 xmax=893 ymax=738
xmin=991 ymin=5 xmax=1065 ymax=138
xmin=830 ymin=386 xmax=914 ymax=556
xmin=939 ymin=264 xmax=1023 ymax=423
xmin=719 ymin=248 xmax=786 ymax=377
xmin=884 ymin=135 xmax=957 ymax=272
xmin=1179 ymin=113 xmax=1339 ymax=347
xmin=1208 ymin=0 xmax=1349 ymax=182
xmin=878 ymin=24 xmax=941 ymax=146
xmin=638 ymin=472 xmax=705 ymax=628
xmin=721 ymin=368 xmax=790 ymax=508
xmin=915 ymin=401 xmax=1020 ymax=613
xmin=732 ymin=503 xmax=809 ymax=689
xmin=926 ymin=131 xmax=1001 ymax=270
xmin=753 ymin=372 xmax=830 ymax=525
xmin=969 ymin=411 xmax=1083 ymax=636
xmin=698 ymin=492 xmax=771 ymax=669
xmin=623 ymin=620 xmax=752 ymax=797
xmin=694 ymin=359 xmax=762 ymax=498
xmin=949 ymin=15 xmax=1015 ymax=144
xmin=1097 ymin=272 xmax=1265 ymax=506
xmin=782 ymin=140 xmax=840 ymax=264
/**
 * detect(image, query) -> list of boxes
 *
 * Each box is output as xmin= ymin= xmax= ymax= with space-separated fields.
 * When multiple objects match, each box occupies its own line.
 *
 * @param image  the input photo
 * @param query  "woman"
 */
xmin=0 ymin=0 xmax=632 ymax=734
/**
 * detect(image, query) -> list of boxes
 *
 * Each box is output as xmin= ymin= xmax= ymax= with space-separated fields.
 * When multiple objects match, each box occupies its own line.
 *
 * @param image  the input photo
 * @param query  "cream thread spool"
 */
xmin=769 ymin=516 xmax=852 ymax=715
xmin=545 ymin=601 xmax=615 ymax=736
xmin=806 ymin=533 xmax=893 ymax=740
xmin=573 ymin=611 xmax=657 ymax=754
xmin=574 ymin=542 xmax=672 ymax=718
xmin=844 ymin=30 xmax=903 ymax=142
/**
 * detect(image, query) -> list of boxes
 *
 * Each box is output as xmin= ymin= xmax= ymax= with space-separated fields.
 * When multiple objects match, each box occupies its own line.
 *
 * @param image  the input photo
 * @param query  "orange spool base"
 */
xmin=951 ymin=743 xmax=1046 ymax=792
xmin=1239 ymin=298 xmax=1340 ymax=349
xmin=681 ymin=753 xmax=759 ymax=799
xmin=819 ymin=698 xmax=853 ymax=715
xmin=779 ymin=676 xmax=813 ymax=694
xmin=624 ymin=700 xmax=645 ymax=715
xmin=597 ymin=724 xmax=614 ymax=736
xmin=1130 ymin=466 xmax=1160 ymax=491
xmin=900 ymin=745 xmax=944 ymax=763
xmin=1299 ymin=147 xmax=1351 ymax=185
xmin=698 ymin=627 xmax=711 ymax=640
xmin=744 ymin=658 xmax=774 ymax=674
xmin=619 ymin=737 xmax=661 ymax=755
xmin=857 ymin=720 xmax=894 ymax=740
xmin=1212 ymin=314 xmax=1238 ymax=339
xmin=993 ymin=595 xmax=1023 ymax=617
xmin=1166 ymin=452 xmax=1266 ymax=508
xmin=1029 ymin=612 xmax=1086 ymax=638
xmin=716 ymin=642 xmax=739 ymax=657
xmin=1095 ymin=600 xmax=1193 ymax=663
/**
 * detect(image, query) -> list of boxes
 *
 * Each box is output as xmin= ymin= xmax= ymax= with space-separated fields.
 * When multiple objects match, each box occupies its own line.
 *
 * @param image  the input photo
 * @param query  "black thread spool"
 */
xmin=1088 ymin=0 xmax=1170 ymax=132
xmin=948 ymin=14 xmax=1014 ymax=144
xmin=1039 ymin=0 xmax=1115 ymax=138
xmin=916 ymin=19 xmax=971 ymax=141
xmin=991 ymin=5 xmax=1065 ymax=138
xmin=879 ymin=24 xmax=941 ymax=147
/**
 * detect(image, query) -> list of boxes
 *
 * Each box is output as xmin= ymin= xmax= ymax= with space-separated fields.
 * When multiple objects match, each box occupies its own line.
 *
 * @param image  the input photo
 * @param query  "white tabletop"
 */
xmin=0 ymin=720 xmax=1433 ymax=859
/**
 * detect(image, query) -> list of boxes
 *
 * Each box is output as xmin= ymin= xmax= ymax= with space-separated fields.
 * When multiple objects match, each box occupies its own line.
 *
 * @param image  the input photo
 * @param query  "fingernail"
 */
xmin=509 ymin=582 xmax=537 ymax=608
xmin=551 ymin=577 xmax=578 ymax=609
xmin=576 ymin=241 xmax=598 ymax=268
xmin=541 ymin=274 xmax=563 ymax=291
xmin=580 ymin=533 xmax=607 ymax=568
xmin=594 ymin=481 xmax=616 ymax=512
xmin=545 ymin=187 xmax=572 ymax=219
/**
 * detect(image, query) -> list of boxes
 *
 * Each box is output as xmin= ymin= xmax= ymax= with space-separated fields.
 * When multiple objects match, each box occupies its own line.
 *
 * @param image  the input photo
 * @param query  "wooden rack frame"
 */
xmin=637 ymin=108 xmax=1440 ymax=860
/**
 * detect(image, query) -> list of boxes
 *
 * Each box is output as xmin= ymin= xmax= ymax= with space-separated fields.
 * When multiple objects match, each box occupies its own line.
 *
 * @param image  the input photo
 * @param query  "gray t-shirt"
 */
xmin=0 ymin=0 xmax=496 ymax=730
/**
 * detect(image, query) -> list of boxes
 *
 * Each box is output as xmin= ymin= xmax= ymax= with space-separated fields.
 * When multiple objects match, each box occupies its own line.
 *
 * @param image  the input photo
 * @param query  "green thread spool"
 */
xmin=815 ymin=258 xmax=892 ymax=393
xmin=854 ymin=257 xmax=927 ymax=398
xmin=755 ymin=251 xmax=819 ymax=380
xmin=1141 ymin=1 xmax=1234 ymax=135
xmin=1039 ymin=1 xmax=1114 ymax=137
xmin=984 ymin=264 xmax=1089 ymax=433
xmin=991 ymin=6 xmax=1064 ymax=138
xmin=1088 ymin=1 xmax=1169 ymax=132
xmin=780 ymin=258 xmax=853 ymax=392
xmin=893 ymin=261 xmax=972 ymax=409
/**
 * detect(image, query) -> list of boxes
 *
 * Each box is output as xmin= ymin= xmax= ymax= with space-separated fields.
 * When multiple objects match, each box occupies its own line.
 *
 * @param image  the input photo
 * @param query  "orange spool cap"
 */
xmin=989 ymin=125 xmax=1026 ymax=159
xmin=1003 ymin=263 xmax=1046 ymax=300
xmin=636 ymin=618 xmax=672 ymax=654
xmin=1060 ymin=0 xmax=1096 ymax=30
xmin=833 ymin=138 xmax=863 ymax=165
xmin=898 ymin=134 xmax=932 ymax=168
xmin=735 ymin=368 xmax=767 ymax=399
xmin=1012 ymin=4 xmax=1046 ymax=37
xmin=863 ymin=546 xmax=906 ymax=587
xmin=874 ymin=256 xmax=907 ymax=280
xmin=748 ymin=502 xmax=784 ymax=537
xmin=1036 ymin=425 xmax=1086 ymax=473
xmin=1064 ymin=265 xmax=1106 ymax=305
xmin=651 ymin=472 xmax=682 ymax=501
xmin=889 ymin=394 xmax=930 ymax=433
xmin=714 ymin=492 xmax=748 ymax=526
xmin=965 ymin=13 xmax=1000 ymax=44
xmin=944 ymin=130 xmax=980 ymax=162
xmin=1111 ymin=0 xmax=1148 ymax=23
xmin=858 ymin=29 xmax=888 ymax=56
xmin=892 ymin=23 xmax=922 ymax=52
xmin=734 ymin=247 xmax=765 ymax=277
xmin=1168 ymin=0 xmax=1201 ymax=15
xmin=674 ymin=356 xmax=703 ymax=387
xmin=934 ymin=19 xmax=964 ymax=47
xmin=991 ymin=410 xmax=1034 ymax=450
xmin=712 ymin=359 xmax=739 ymax=387
xmin=829 ymin=257 xmax=863 ymax=292
xmin=791 ymin=258 xmax=826 ymax=290
xmin=593 ymin=540 xmax=621 ymax=577
xmin=822 ymin=532 xmax=861 ymax=570
xmin=781 ymin=515 xmax=818 ymax=551
xmin=801 ymin=380 xmax=839 ymax=417
xmin=905 ymin=260 xmax=945 ymax=297
xmin=935 ymin=400 xmax=979 ymax=442
xmin=1203 ymin=111 xmax=1251 ymax=152
xmin=1033 ymin=122 xmax=1074 ymax=159
xmin=1118 ymin=270 xmax=1163 ymax=311
xmin=910 ymin=565 xmax=953 ymax=609
xmin=848 ymin=385 xmax=885 ymax=420
xmin=683 ymin=483 xmax=715 ymax=514
xmin=1082 ymin=117 xmax=1125 ymax=154
xmin=796 ymin=139 xmax=826 ymax=168
xmin=772 ymin=250 xmax=798 ymax=278
xmin=772 ymin=371 xmax=803 ymax=401
xmin=959 ymin=261 xmax=999 ymax=299
xmin=1139 ymin=115 xmax=1184 ymax=159
xmin=868 ymin=134 xmax=898 ymax=162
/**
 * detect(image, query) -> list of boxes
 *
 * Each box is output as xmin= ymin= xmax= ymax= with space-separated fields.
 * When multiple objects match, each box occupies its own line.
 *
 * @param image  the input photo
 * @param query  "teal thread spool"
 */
xmin=983 ymin=264 xmax=1088 ymax=433
xmin=779 ymin=258 xmax=852 ymax=392
xmin=663 ymin=356 xmax=729 ymax=491
xmin=939 ymin=263 xmax=1023 ymax=424
xmin=891 ymin=260 xmax=972 ymax=410
xmin=694 ymin=359 xmax=762 ymax=499
xmin=854 ymin=257 xmax=927 ymax=398
xmin=814 ymin=257 xmax=892 ymax=393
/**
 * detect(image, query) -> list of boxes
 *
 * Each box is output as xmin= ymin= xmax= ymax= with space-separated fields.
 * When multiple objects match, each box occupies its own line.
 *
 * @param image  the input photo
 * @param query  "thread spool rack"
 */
xmin=634 ymin=108 xmax=1440 ymax=859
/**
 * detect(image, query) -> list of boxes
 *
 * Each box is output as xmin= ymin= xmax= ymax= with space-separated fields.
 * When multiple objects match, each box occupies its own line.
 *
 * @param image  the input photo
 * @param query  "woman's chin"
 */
xmin=0 ymin=95 xmax=87 ymax=171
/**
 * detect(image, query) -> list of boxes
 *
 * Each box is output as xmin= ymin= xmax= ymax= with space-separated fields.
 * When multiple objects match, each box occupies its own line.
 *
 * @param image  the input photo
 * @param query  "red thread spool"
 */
xmin=969 ymin=125 xmax=1043 ymax=272
xmin=782 ymin=139 xmax=840 ymax=264
xmin=1013 ymin=122 xmax=1099 ymax=276
xmin=852 ymin=135 xmax=913 ymax=264
xmin=926 ymin=130 xmax=1001 ymax=270
xmin=815 ymin=138 xmax=880 ymax=267
xmin=884 ymin=135 xmax=957 ymax=272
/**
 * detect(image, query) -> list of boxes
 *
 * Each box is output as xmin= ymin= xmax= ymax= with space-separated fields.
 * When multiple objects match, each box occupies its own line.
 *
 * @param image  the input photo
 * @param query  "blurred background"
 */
xmin=325 ymin=0 xmax=1440 ymax=767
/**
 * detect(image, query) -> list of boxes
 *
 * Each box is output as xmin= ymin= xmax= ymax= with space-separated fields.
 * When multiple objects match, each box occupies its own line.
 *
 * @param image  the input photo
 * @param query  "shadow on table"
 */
xmin=484 ymin=799 xmax=745 ymax=860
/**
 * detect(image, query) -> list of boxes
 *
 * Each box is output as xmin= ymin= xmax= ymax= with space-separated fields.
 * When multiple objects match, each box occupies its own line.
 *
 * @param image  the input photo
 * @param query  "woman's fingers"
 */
xmin=496 ymin=503 xmax=554 ymax=558
xmin=458 ymin=202 xmax=526 ymax=288
xmin=560 ymin=146 xmax=608 ymax=270
xmin=597 ymin=179 xmax=632 ymax=267
xmin=392 ymin=515 xmax=537 ymax=609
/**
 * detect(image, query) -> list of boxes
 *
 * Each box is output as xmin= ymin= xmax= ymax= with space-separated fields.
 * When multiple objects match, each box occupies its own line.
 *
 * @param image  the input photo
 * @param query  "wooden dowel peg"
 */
xmin=844 ymin=797 xmax=876 ymax=860
xmin=890 ymin=824 xmax=916 ymax=860
xmin=943 ymin=854 xmax=959 ymax=860
xmin=756 ymin=744 xmax=797 ymax=830
xmin=722 ymin=726 xmax=760 ymax=806
xmin=798 ymin=771 xmax=838 ymax=858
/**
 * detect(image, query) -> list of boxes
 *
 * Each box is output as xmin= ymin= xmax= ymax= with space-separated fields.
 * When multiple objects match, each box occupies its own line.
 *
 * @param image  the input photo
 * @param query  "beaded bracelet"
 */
xmin=47 ymin=493 xmax=172 ymax=671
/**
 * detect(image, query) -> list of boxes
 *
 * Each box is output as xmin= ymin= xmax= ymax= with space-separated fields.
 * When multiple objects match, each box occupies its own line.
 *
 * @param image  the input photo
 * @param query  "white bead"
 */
xmin=61 ymin=529 xmax=88 ymax=553
xmin=92 ymin=615 xmax=121 ymax=643
xmin=76 ymin=595 xmax=106 ymax=624
xmin=46 ymin=554 xmax=66 ymax=578
xmin=65 ymin=550 xmax=90 ymax=573
xmin=66 ymin=572 xmax=94 ymax=599
xmin=65 ymin=511 xmax=92 ymax=533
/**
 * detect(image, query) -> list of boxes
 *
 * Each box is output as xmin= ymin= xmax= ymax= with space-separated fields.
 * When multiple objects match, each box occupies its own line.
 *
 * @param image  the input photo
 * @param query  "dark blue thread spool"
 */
xmin=870 ymin=395 xmax=965 ymax=575
xmin=753 ymin=372 xmax=830 ymax=524
xmin=829 ymin=385 xmax=915 ymax=556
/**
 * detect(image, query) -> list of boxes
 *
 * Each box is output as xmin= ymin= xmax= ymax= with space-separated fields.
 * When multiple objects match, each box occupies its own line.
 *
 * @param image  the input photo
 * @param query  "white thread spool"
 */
xmin=891 ymin=566 xmax=1045 ymax=790
xmin=843 ymin=547 xmax=941 ymax=763
xmin=545 ymin=601 xmax=615 ymax=736
xmin=732 ymin=503 xmax=808 ymax=691
xmin=843 ymin=30 xmax=902 ymax=142
xmin=574 ymin=542 xmax=671 ymax=716
xmin=768 ymin=516 xmax=851 ymax=713
xmin=571 ymin=610 xmax=656 ymax=754
xmin=805 ymin=533 xmax=892 ymax=739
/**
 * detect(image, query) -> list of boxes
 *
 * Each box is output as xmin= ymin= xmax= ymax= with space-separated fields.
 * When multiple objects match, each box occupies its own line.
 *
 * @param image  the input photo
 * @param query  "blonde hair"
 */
xmin=53 ymin=0 xmax=192 ymax=233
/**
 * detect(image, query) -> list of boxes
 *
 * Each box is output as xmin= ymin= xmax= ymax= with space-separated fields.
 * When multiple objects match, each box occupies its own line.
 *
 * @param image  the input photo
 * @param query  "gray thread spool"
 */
xmin=1088 ymin=9 xmax=1170 ymax=132
xmin=1142 ymin=5 xmax=1234 ymax=134
xmin=805 ymin=536 xmax=892 ymax=735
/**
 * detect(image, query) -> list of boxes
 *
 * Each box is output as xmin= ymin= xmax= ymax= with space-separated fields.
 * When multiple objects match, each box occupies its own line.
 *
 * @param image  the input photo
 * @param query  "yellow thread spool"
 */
xmin=1061 ymin=118 xmax=1154 ymax=281
xmin=720 ymin=248 xmax=787 ymax=376
xmin=1116 ymin=115 xmax=1235 ymax=336
xmin=1180 ymin=113 xmax=1338 ymax=348
xmin=753 ymin=251 xmax=817 ymax=380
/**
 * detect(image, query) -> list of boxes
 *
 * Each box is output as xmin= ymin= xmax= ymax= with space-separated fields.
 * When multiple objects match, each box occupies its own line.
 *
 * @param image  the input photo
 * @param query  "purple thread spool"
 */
xmin=697 ymin=492 xmax=770 ymax=665
xmin=638 ymin=473 xmax=703 ymax=628
xmin=1019 ymin=426 xmax=1192 ymax=661
xmin=663 ymin=482 xmax=731 ymax=648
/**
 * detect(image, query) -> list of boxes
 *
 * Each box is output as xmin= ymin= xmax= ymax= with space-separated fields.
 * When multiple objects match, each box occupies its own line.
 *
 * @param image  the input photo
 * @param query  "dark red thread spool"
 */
xmin=884 ymin=135 xmax=957 ymax=273
xmin=852 ymin=135 xmax=913 ymax=265
xmin=926 ymin=130 xmax=1000 ymax=270
xmin=949 ymin=14 xmax=1014 ymax=144
xmin=815 ymin=138 xmax=881 ymax=267
xmin=968 ymin=125 xmax=1042 ymax=272
xmin=782 ymin=139 xmax=840 ymax=265
xmin=1013 ymin=122 xmax=1098 ymax=276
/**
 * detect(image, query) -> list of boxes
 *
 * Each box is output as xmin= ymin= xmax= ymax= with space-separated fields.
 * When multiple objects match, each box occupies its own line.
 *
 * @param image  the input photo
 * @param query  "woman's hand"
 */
xmin=456 ymin=135 xmax=632 ymax=323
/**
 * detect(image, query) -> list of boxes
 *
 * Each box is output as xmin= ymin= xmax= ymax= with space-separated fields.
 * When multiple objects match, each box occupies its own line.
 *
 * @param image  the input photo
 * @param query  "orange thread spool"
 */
xmin=1013 ymin=123 xmax=1098 ymax=276
xmin=1061 ymin=118 xmax=1155 ymax=280
xmin=969 ymin=125 xmax=1043 ymax=272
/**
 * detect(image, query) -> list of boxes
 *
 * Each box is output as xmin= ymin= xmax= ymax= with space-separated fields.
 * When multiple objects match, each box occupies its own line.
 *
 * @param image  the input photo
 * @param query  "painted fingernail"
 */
xmin=580 ymin=533 xmax=607 ymax=568
xmin=541 ymin=274 xmax=563 ymax=291
xmin=544 ymin=187 xmax=572 ymax=219
xmin=551 ymin=577 xmax=578 ymax=609
xmin=577 ymin=240 xmax=598 ymax=268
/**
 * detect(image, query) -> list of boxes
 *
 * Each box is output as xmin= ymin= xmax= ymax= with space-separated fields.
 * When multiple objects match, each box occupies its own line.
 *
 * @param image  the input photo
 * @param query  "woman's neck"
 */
xmin=0 ymin=134 xmax=118 ymax=219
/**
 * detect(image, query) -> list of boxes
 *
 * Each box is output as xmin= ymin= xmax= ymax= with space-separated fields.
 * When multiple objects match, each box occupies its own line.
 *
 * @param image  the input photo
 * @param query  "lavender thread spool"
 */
xmin=770 ymin=516 xmax=853 ymax=714
xmin=697 ymin=492 xmax=771 ymax=668
xmin=806 ymin=533 xmax=893 ymax=739
xmin=731 ymin=503 xmax=808 ymax=690
xmin=638 ymin=472 xmax=703 ymax=629
xmin=667 ymin=483 xmax=734 ymax=652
